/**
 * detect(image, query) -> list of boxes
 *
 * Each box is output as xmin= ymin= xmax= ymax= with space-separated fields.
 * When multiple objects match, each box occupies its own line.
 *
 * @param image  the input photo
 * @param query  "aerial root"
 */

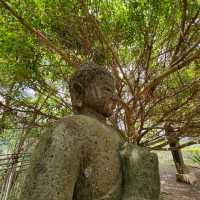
xmin=176 ymin=173 xmax=197 ymax=184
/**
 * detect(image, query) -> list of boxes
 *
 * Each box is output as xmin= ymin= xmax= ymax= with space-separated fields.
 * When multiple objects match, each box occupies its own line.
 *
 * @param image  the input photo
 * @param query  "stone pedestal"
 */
xmin=120 ymin=143 xmax=160 ymax=200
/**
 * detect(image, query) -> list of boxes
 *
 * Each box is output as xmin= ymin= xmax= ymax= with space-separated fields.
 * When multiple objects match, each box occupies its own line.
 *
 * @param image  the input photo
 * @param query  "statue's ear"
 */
xmin=71 ymin=82 xmax=84 ymax=109
xmin=73 ymin=82 xmax=84 ymax=96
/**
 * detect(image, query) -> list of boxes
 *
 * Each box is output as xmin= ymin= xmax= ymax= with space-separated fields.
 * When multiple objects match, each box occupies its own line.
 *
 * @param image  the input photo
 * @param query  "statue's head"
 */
xmin=69 ymin=63 xmax=116 ymax=117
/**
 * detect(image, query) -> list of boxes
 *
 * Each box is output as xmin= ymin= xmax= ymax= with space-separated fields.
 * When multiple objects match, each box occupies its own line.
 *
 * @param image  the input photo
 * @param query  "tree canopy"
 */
xmin=0 ymin=0 xmax=200 ymax=151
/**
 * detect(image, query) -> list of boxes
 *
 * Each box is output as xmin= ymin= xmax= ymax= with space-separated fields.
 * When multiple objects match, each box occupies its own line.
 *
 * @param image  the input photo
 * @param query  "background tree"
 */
xmin=0 ymin=0 xmax=200 ymax=197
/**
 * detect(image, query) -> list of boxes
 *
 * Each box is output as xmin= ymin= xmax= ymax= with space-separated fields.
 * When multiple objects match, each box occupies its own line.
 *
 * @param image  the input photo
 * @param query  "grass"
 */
xmin=155 ymin=146 xmax=200 ymax=167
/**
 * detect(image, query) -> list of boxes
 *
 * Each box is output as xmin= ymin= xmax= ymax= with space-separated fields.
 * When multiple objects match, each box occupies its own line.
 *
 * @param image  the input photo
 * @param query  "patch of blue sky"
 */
xmin=21 ymin=87 xmax=36 ymax=98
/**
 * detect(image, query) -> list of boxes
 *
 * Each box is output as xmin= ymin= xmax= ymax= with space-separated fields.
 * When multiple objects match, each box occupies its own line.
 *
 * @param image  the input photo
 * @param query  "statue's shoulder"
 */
xmin=55 ymin=114 xmax=98 ymax=129
xmin=45 ymin=114 xmax=98 ymax=137
xmin=39 ymin=115 xmax=92 ymax=144
xmin=43 ymin=115 xmax=120 ymax=141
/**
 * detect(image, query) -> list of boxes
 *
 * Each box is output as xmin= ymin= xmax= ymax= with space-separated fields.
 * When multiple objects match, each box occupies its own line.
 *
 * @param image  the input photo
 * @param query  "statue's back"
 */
xmin=20 ymin=115 xmax=122 ymax=200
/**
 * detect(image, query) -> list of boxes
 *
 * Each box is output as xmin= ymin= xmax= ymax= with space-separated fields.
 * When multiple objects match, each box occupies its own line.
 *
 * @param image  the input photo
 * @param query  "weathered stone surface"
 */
xmin=120 ymin=143 xmax=160 ymax=200
xmin=20 ymin=64 xmax=161 ymax=200
xmin=20 ymin=115 xmax=122 ymax=200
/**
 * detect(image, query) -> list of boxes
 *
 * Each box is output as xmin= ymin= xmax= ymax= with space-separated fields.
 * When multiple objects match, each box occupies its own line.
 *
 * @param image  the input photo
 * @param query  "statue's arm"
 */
xmin=20 ymin=124 xmax=81 ymax=200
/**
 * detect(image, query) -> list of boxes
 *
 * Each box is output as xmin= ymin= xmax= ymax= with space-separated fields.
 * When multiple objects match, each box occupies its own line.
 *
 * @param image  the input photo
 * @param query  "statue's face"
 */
xmin=83 ymin=74 xmax=116 ymax=117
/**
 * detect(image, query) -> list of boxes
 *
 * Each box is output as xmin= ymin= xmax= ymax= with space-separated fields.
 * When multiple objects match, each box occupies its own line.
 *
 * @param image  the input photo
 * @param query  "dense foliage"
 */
xmin=0 ymin=0 xmax=200 ymax=147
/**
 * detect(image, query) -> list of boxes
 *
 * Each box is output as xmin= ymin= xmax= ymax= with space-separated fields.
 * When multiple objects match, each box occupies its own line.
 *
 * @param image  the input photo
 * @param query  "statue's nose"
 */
xmin=111 ymin=95 xmax=118 ymax=102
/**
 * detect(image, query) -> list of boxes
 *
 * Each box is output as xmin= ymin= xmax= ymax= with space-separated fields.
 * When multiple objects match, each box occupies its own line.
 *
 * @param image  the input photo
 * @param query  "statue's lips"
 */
xmin=108 ymin=102 xmax=114 ymax=111
xmin=101 ymin=99 xmax=115 ymax=116
xmin=106 ymin=101 xmax=116 ymax=113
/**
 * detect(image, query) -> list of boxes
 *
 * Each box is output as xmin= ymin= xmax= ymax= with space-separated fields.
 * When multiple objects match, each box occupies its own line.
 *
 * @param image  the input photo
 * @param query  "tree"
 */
xmin=0 ymin=0 xmax=200 ymax=147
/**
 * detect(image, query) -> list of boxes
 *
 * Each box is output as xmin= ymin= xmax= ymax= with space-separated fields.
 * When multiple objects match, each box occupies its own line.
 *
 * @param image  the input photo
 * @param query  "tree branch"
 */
xmin=0 ymin=0 xmax=80 ymax=68
xmin=138 ymin=48 xmax=200 ymax=99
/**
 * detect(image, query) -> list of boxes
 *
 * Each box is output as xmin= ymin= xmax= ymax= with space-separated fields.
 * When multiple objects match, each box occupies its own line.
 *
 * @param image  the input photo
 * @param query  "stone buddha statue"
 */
xmin=20 ymin=64 xmax=123 ymax=200
xmin=20 ymin=63 xmax=160 ymax=200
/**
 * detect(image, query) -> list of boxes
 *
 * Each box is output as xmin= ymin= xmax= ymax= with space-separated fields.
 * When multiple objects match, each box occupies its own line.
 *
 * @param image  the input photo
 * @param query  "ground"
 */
xmin=159 ymin=164 xmax=200 ymax=200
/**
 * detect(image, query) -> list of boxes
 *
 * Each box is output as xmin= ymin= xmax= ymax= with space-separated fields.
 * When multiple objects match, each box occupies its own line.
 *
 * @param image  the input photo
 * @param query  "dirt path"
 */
xmin=159 ymin=164 xmax=200 ymax=200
